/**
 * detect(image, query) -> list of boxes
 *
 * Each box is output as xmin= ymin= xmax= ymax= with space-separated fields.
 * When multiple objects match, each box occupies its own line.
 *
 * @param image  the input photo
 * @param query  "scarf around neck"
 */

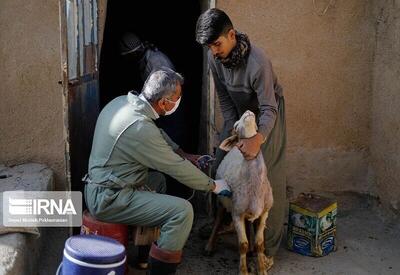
xmin=218 ymin=31 xmax=251 ymax=69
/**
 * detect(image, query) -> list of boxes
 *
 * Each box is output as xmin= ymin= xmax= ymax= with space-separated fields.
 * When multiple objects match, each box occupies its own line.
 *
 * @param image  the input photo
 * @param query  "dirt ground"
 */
xmin=41 ymin=192 xmax=400 ymax=275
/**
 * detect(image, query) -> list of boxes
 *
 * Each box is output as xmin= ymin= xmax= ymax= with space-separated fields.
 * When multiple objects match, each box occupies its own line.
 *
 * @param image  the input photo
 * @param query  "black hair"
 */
xmin=195 ymin=8 xmax=233 ymax=45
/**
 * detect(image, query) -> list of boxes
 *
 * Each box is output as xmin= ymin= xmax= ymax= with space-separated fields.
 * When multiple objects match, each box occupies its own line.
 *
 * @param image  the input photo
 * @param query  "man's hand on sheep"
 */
xmin=236 ymin=132 xmax=265 ymax=160
xmin=213 ymin=179 xmax=232 ymax=197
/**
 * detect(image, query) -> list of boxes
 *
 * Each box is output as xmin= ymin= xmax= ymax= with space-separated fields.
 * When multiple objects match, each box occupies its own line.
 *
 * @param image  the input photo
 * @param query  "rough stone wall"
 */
xmin=216 ymin=0 xmax=375 ymax=195
xmin=0 ymin=0 xmax=66 ymax=189
xmin=371 ymin=1 xmax=400 ymax=215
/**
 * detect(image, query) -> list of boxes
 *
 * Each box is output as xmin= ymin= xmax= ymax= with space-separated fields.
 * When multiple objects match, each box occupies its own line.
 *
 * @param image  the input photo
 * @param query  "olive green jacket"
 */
xmin=85 ymin=92 xmax=214 ymax=191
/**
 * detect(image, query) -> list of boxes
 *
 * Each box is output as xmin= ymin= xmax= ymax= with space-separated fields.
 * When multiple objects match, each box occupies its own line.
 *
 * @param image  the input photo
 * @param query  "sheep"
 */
xmin=206 ymin=110 xmax=273 ymax=275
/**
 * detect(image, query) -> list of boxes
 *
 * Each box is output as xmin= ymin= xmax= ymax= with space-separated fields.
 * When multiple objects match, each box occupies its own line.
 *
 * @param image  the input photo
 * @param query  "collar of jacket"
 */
xmin=127 ymin=92 xmax=159 ymax=120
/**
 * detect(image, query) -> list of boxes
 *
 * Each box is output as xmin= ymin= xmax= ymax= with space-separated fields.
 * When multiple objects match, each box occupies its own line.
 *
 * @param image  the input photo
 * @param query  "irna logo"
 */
xmin=3 ymin=191 xmax=82 ymax=227
xmin=9 ymin=198 xmax=77 ymax=215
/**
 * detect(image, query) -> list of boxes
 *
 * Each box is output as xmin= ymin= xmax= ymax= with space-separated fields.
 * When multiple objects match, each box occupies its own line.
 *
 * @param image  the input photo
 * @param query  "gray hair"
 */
xmin=142 ymin=68 xmax=184 ymax=103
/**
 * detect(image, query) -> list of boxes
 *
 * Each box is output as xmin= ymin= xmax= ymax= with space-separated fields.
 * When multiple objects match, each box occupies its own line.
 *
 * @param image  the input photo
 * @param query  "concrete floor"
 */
xmin=40 ymin=192 xmax=400 ymax=275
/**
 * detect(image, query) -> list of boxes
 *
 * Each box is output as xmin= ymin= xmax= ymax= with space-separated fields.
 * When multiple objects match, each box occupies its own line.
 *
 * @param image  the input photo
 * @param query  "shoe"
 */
xmin=137 ymin=245 xmax=150 ymax=270
xmin=148 ymin=243 xmax=181 ymax=275
xmin=148 ymin=257 xmax=178 ymax=275
xmin=137 ymin=262 xmax=149 ymax=270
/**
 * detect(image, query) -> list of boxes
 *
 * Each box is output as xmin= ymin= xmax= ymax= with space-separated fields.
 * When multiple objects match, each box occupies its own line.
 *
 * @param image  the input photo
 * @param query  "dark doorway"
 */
xmin=99 ymin=1 xmax=204 ymax=198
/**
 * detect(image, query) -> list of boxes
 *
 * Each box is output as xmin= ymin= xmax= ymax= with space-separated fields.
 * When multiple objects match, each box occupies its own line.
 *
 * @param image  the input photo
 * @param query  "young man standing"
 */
xmin=196 ymin=8 xmax=286 ymax=270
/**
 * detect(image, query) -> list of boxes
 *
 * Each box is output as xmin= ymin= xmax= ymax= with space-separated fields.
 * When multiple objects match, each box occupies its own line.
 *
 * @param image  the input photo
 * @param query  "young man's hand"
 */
xmin=236 ymin=132 xmax=265 ymax=160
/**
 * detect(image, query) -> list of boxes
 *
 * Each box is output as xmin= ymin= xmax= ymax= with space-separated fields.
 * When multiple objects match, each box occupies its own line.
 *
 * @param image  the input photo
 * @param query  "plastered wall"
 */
xmin=216 ymin=0 xmax=375 ymax=195
xmin=0 ymin=0 xmax=66 ymax=189
xmin=0 ymin=0 xmax=398 ymax=214
xmin=371 ymin=1 xmax=400 ymax=215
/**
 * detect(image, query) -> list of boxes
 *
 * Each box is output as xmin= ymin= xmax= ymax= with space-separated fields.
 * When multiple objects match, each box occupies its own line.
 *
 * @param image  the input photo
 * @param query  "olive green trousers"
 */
xmin=84 ymin=171 xmax=194 ymax=251
xmin=262 ymin=96 xmax=287 ymax=256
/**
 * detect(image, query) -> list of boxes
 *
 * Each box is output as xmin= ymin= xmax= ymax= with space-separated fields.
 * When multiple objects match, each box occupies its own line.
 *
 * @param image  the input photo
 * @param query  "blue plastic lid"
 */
xmin=64 ymin=235 xmax=126 ymax=264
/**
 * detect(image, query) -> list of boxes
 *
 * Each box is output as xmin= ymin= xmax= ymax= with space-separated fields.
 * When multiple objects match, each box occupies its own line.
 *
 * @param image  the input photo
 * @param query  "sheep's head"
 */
xmin=233 ymin=110 xmax=258 ymax=139
xmin=219 ymin=110 xmax=258 ymax=151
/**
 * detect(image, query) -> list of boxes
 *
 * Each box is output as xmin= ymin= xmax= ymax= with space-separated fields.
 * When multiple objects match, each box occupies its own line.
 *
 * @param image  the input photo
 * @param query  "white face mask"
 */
xmin=163 ymin=96 xmax=181 ymax=116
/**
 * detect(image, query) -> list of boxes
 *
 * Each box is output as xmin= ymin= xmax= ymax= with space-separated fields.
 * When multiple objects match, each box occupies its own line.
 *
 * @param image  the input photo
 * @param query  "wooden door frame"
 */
xmin=59 ymin=0 xmax=71 ymax=191
xmin=199 ymin=0 xmax=217 ymax=155
xmin=59 ymin=0 xmax=107 ymax=192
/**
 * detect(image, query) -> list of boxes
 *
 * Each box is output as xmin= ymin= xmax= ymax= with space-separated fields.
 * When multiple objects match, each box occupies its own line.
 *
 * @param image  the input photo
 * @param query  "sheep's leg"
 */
xmin=233 ymin=215 xmax=249 ymax=275
xmin=204 ymin=205 xmax=225 ymax=255
xmin=255 ymin=210 xmax=270 ymax=275
xmin=245 ymin=220 xmax=254 ymax=255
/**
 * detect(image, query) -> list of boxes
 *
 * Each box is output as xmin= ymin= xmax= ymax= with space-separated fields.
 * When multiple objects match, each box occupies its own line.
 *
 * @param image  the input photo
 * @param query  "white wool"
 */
xmin=216 ymin=111 xmax=273 ymax=222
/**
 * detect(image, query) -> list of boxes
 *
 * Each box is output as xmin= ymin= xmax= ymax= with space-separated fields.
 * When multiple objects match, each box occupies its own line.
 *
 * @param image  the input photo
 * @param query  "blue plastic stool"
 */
xmin=57 ymin=234 xmax=126 ymax=275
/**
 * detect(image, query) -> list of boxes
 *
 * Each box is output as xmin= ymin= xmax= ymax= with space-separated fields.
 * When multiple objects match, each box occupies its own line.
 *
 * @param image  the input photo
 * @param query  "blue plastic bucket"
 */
xmin=60 ymin=234 xmax=126 ymax=275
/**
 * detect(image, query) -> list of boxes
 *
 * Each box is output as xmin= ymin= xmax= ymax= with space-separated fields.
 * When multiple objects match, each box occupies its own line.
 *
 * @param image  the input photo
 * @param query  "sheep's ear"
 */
xmin=233 ymin=121 xmax=240 ymax=133
xmin=219 ymin=134 xmax=239 ymax=151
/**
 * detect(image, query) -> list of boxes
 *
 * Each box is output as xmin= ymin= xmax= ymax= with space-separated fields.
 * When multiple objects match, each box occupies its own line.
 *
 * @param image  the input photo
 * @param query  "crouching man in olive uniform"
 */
xmin=84 ymin=68 xmax=230 ymax=275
